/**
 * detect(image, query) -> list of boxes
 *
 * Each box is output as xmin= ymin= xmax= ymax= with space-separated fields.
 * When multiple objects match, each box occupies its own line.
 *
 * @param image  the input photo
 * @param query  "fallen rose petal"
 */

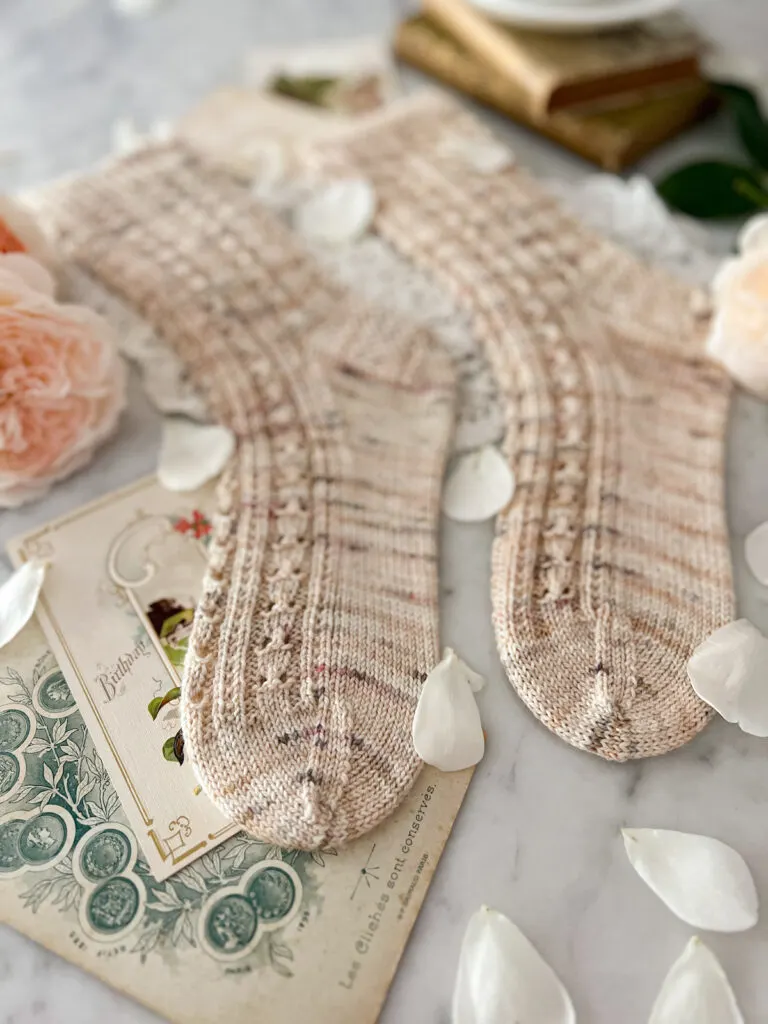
xmin=413 ymin=649 xmax=484 ymax=772
xmin=0 ymin=196 xmax=57 ymax=268
xmin=442 ymin=445 xmax=515 ymax=522
xmin=157 ymin=419 xmax=236 ymax=492
xmin=687 ymin=619 xmax=768 ymax=737
xmin=452 ymin=906 xmax=575 ymax=1024
xmin=443 ymin=647 xmax=487 ymax=692
xmin=622 ymin=828 xmax=758 ymax=932
xmin=648 ymin=937 xmax=744 ymax=1024
xmin=293 ymin=179 xmax=375 ymax=246
xmin=111 ymin=0 xmax=166 ymax=16
xmin=744 ymin=521 xmax=768 ymax=586
xmin=0 ymin=559 xmax=46 ymax=649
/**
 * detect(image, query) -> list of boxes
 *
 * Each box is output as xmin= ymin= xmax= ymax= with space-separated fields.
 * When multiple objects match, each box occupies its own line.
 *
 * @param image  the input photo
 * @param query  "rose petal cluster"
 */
xmin=0 ymin=200 xmax=126 ymax=507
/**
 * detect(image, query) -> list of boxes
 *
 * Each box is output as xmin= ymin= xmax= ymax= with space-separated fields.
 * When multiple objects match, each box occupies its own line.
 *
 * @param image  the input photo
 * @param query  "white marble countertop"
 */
xmin=3 ymin=1 xmax=768 ymax=1021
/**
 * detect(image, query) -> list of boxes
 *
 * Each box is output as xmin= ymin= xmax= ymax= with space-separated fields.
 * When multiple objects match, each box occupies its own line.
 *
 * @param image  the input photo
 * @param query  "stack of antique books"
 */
xmin=396 ymin=0 xmax=716 ymax=170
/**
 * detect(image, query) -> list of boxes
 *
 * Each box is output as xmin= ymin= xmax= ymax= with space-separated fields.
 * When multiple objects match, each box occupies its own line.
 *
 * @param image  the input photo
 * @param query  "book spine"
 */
xmin=421 ymin=0 xmax=552 ymax=118
xmin=394 ymin=21 xmax=621 ymax=170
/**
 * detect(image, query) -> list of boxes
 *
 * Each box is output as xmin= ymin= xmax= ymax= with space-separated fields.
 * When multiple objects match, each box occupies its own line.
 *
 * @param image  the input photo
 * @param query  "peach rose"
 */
xmin=707 ymin=213 xmax=768 ymax=399
xmin=0 ymin=257 xmax=126 ymax=507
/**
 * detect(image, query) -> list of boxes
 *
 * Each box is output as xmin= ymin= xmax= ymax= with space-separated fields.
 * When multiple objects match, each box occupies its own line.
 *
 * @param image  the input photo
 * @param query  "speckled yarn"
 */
xmin=312 ymin=94 xmax=735 ymax=761
xmin=47 ymin=143 xmax=455 ymax=848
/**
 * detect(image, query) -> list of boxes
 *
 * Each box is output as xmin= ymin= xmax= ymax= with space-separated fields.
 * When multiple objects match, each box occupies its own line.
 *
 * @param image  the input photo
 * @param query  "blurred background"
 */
xmin=1 ymin=0 xmax=767 ymax=192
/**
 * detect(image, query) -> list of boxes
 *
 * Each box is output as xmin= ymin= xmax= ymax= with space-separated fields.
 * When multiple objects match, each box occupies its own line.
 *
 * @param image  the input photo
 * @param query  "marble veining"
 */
xmin=2 ymin=1 xmax=768 ymax=1021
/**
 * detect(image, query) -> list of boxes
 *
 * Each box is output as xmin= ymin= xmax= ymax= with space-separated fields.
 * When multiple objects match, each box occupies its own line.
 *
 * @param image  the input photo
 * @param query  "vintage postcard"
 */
xmin=8 ymin=478 xmax=241 ymax=880
xmin=0 ymin=617 xmax=472 ymax=1023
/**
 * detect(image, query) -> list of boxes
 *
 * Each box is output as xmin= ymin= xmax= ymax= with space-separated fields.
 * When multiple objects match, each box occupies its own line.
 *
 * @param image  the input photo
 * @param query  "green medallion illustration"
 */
xmin=0 ymin=708 xmax=32 ymax=751
xmin=0 ymin=806 xmax=74 ymax=877
xmin=0 ymin=705 xmax=33 ymax=802
xmin=0 ymin=753 xmax=20 ymax=798
xmin=246 ymin=864 xmax=298 ymax=925
xmin=33 ymin=669 xmax=77 ymax=718
xmin=2 ymin=619 xmax=318 ymax=977
xmin=19 ymin=811 xmax=70 ymax=866
xmin=0 ymin=818 xmax=24 ymax=874
xmin=87 ymin=876 xmax=142 ymax=935
xmin=78 ymin=827 xmax=133 ymax=882
xmin=204 ymin=893 xmax=259 ymax=957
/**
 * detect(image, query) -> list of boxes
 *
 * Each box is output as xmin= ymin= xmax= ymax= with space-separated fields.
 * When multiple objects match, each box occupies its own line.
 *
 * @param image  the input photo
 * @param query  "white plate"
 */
xmin=469 ymin=0 xmax=680 ymax=33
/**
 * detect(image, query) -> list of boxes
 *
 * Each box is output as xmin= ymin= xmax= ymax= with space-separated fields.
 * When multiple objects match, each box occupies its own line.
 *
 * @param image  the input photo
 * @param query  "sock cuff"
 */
xmin=307 ymin=92 xmax=713 ymax=362
xmin=42 ymin=141 xmax=455 ymax=404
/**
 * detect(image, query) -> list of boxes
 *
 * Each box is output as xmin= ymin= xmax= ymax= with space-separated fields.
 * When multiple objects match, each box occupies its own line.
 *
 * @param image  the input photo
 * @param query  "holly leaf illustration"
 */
xmin=148 ymin=687 xmax=180 ymax=721
xmin=162 ymin=735 xmax=181 ymax=762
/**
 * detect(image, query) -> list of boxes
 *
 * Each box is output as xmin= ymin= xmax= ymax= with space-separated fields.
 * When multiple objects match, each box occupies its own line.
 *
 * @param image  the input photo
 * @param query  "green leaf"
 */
xmin=269 ymin=74 xmax=338 ymax=108
xmin=148 ymin=687 xmax=180 ymax=720
xmin=162 ymin=735 xmax=181 ymax=762
xmin=713 ymin=81 xmax=768 ymax=171
xmin=656 ymin=161 xmax=768 ymax=219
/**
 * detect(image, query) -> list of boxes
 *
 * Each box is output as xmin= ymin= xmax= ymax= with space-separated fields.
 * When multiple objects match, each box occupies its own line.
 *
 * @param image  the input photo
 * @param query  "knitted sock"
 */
xmin=48 ymin=144 xmax=455 ymax=848
xmin=312 ymin=95 xmax=734 ymax=761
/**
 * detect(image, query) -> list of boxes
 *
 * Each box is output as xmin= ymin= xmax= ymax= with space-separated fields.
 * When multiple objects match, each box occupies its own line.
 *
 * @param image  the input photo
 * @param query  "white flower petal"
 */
xmin=0 ymin=252 xmax=56 ymax=296
xmin=441 ymin=135 xmax=514 ymax=175
xmin=738 ymin=213 xmax=768 ymax=255
xmin=443 ymin=647 xmax=487 ymax=692
xmin=442 ymin=445 xmax=515 ymax=522
xmin=111 ymin=117 xmax=144 ymax=156
xmin=687 ymin=619 xmax=768 ymax=736
xmin=649 ymin=937 xmax=744 ymax=1024
xmin=111 ymin=0 xmax=165 ymax=16
xmin=622 ymin=828 xmax=758 ymax=932
xmin=744 ymin=521 xmax=768 ymax=585
xmin=157 ymin=419 xmax=235 ymax=492
xmin=150 ymin=119 xmax=173 ymax=142
xmin=452 ymin=906 xmax=575 ymax=1024
xmin=413 ymin=650 xmax=484 ymax=772
xmin=0 ymin=196 xmax=57 ymax=269
xmin=0 ymin=559 xmax=47 ymax=650
xmin=687 ymin=619 xmax=762 ymax=723
xmin=293 ymin=179 xmax=375 ymax=246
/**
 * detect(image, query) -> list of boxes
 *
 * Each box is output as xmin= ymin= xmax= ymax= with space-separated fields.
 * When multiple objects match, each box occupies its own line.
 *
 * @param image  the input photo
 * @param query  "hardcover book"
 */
xmin=421 ymin=0 xmax=703 ymax=117
xmin=395 ymin=15 xmax=715 ymax=172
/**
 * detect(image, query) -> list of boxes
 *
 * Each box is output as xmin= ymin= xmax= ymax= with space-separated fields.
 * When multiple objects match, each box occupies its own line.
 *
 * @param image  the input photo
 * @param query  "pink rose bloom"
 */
xmin=0 ymin=255 xmax=126 ymax=507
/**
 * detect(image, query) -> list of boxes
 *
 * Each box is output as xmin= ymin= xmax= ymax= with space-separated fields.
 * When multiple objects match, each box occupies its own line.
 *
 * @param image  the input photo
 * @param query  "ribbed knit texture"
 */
xmin=312 ymin=94 xmax=735 ymax=760
xmin=46 ymin=143 xmax=455 ymax=848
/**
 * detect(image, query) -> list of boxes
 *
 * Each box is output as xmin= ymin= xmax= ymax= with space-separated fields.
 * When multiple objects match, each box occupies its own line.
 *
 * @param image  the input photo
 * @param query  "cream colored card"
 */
xmin=179 ymin=39 xmax=402 ymax=182
xmin=8 ymin=478 xmax=240 ymax=881
xmin=0 ymin=617 xmax=472 ymax=1024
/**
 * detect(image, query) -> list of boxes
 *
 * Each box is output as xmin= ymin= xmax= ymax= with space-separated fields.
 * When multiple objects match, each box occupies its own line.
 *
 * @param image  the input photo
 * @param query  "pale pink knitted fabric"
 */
xmin=46 ymin=144 xmax=455 ymax=848
xmin=312 ymin=94 xmax=735 ymax=760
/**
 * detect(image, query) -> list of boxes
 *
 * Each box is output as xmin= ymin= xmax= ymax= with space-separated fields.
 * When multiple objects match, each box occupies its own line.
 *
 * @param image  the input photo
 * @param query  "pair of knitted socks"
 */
xmin=48 ymin=95 xmax=733 ymax=850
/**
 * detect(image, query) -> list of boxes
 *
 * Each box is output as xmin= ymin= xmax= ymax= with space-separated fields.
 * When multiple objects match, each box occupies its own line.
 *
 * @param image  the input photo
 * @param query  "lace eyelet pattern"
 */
xmin=45 ymin=140 xmax=455 ymax=848
xmin=309 ymin=93 xmax=735 ymax=763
